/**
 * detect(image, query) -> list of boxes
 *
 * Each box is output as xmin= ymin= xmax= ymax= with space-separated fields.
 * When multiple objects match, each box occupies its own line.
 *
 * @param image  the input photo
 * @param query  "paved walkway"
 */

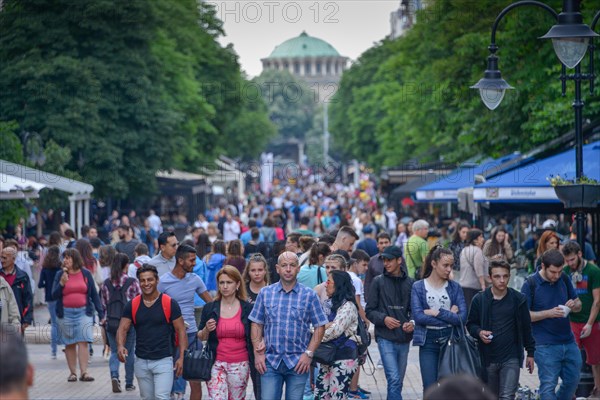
xmin=25 ymin=305 xmax=540 ymax=399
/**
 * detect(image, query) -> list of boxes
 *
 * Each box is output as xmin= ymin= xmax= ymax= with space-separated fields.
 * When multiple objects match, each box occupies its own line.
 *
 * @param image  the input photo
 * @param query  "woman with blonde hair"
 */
xmin=198 ymin=266 xmax=255 ymax=400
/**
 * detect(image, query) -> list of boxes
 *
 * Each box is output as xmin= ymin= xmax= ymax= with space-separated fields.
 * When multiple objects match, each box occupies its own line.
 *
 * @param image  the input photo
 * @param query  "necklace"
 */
xmin=143 ymin=294 xmax=160 ymax=306
xmin=222 ymin=299 xmax=236 ymax=310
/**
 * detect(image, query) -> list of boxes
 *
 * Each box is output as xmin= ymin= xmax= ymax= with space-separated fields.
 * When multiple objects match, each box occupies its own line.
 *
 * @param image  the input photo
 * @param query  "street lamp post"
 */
xmin=472 ymin=0 xmax=599 ymax=252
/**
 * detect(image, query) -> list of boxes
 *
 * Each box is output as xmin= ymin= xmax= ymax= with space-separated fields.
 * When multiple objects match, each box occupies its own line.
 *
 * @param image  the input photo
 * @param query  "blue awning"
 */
xmin=414 ymin=153 xmax=521 ymax=202
xmin=473 ymin=141 xmax=600 ymax=203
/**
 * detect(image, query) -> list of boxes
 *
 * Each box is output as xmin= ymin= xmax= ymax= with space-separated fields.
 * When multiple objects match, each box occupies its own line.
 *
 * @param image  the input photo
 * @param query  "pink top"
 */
xmin=215 ymin=307 xmax=248 ymax=363
xmin=62 ymin=271 xmax=87 ymax=308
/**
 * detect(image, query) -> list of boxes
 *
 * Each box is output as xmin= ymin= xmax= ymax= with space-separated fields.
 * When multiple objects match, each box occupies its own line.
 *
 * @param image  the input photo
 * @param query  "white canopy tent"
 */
xmin=0 ymin=173 xmax=48 ymax=199
xmin=1 ymin=160 xmax=94 ymax=235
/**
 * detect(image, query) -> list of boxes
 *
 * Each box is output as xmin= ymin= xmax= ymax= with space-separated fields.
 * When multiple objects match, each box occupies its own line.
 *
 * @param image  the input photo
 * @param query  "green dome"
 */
xmin=267 ymin=31 xmax=341 ymax=59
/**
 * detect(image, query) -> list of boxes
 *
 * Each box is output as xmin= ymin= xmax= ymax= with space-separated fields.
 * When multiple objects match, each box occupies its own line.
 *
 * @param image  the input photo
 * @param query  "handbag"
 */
xmin=182 ymin=340 xmax=214 ymax=381
xmin=313 ymin=341 xmax=337 ymax=365
xmin=437 ymin=317 xmax=482 ymax=380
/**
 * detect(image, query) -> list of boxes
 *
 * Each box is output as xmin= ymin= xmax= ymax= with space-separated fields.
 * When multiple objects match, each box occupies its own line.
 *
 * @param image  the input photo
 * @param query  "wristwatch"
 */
xmin=304 ymin=350 xmax=314 ymax=358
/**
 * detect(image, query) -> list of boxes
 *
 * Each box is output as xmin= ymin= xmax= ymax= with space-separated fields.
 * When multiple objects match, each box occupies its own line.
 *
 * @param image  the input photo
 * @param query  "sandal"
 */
xmin=79 ymin=373 xmax=95 ymax=382
xmin=67 ymin=373 xmax=77 ymax=382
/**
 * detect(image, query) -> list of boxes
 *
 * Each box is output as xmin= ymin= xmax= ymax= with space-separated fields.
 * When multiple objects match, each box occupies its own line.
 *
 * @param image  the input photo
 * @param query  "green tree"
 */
xmin=254 ymin=69 xmax=316 ymax=141
xmin=329 ymin=0 xmax=600 ymax=168
xmin=0 ymin=0 xmax=274 ymax=200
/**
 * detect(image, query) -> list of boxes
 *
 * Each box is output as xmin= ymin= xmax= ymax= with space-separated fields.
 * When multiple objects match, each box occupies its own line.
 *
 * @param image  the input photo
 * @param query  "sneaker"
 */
xmin=125 ymin=384 xmax=136 ymax=392
xmin=358 ymin=386 xmax=372 ymax=395
xmin=348 ymin=391 xmax=369 ymax=399
xmin=376 ymin=359 xmax=384 ymax=369
xmin=112 ymin=378 xmax=121 ymax=393
xmin=51 ymin=353 xmax=57 ymax=360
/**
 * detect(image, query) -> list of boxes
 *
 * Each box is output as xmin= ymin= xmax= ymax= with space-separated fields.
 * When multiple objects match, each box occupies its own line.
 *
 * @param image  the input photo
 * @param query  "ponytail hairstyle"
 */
xmin=111 ymin=253 xmax=130 ymax=282
xmin=308 ymin=242 xmax=331 ymax=265
xmin=421 ymin=245 xmax=453 ymax=279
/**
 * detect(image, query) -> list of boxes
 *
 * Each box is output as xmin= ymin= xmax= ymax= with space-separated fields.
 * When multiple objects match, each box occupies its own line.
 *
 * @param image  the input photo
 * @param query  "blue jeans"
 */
xmin=47 ymin=300 xmax=59 ymax=355
xmin=135 ymin=356 xmax=173 ymax=400
xmin=107 ymin=329 xmax=136 ymax=385
xmin=486 ymin=358 xmax=520 ymax=400
xmin=535 ymin=342 xmax=582 ymax=400
xmin=172 ymin=332 xmax=202 ymax=394
xmin=378 ymin=338 xmax=410 ymax=400
xmin=418 ymin=327 xmax=452 ymax=395
xmin=261 ymin=360 xmax=308 ymax=400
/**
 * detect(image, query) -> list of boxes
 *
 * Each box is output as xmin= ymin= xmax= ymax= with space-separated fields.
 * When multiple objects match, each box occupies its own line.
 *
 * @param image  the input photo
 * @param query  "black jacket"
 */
xmin=0 ymin=267 xmax=33 ymax=324
xmin=365 ymin=269 xmax=414 ymax=343
xmin=467 ymin=287 xmax=535 ymax=371
xmin=198 ymin=300 xmax=255 ymax=364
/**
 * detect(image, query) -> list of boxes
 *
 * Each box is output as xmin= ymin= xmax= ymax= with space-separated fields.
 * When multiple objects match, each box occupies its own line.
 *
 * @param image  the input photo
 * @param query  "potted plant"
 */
xmin=548 ymin=175 xmax=600 ymax=210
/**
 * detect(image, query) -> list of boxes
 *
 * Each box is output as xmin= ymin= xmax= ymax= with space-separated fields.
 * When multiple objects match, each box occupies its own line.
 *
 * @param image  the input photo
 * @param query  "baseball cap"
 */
xmin=381 ymin=245 xmax=403 ymax=259
xmin=362 ymin=225 xmax=374 ymax=234
xmin=542 ymin=219 xmax=556 ymax=230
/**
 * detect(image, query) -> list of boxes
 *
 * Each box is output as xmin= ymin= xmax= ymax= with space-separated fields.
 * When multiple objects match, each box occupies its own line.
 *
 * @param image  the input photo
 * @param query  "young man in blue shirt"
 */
xmin=521 ymin=249 xmax=582 ymax=400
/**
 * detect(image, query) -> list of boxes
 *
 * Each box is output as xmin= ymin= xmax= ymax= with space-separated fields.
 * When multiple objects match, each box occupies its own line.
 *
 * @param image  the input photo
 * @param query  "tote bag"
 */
xmin=437 ymin=318 xmax=481 ymax=380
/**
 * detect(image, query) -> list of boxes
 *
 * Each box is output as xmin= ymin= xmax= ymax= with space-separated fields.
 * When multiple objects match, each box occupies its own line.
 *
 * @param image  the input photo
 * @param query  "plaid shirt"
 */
xmin=249 ymin=281 xmax=327 ymax=369
xmin=100 ymin=273 xmax=142 ymax=313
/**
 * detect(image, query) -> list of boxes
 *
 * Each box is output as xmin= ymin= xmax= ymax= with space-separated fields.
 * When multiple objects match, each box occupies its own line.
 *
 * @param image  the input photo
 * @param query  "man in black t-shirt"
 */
xmin=116 ymin=264 xmax=187 ymax=400
xmin=467 ymin=260 xmax=536 ymax=400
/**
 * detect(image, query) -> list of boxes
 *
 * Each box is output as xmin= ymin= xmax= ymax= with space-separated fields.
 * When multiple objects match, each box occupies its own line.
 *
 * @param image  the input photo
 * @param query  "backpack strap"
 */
xmin=131 ymin=295 xmax=141 ymax=325
xmin=317 ymin=265 xmax=323 ymax=285
xmin=161 ymin=294 xmax=172 ymax=324
xmin=132 ymin=293 xmax=171 ymax=325
xmin=122 ymin=277 xmax=134 ymax=293
xmin=526 ymin=275 xmax=537 ymax=308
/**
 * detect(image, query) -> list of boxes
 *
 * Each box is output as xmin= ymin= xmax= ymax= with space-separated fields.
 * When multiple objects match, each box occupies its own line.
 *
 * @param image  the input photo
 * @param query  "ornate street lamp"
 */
xmin=472 ymin=0 xmax=600 ymax=252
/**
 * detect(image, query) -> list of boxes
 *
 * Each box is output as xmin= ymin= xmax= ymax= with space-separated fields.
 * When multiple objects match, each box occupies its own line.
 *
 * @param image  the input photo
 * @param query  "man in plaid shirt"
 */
xmin=250 ymin=251 xmax=328 ymax=400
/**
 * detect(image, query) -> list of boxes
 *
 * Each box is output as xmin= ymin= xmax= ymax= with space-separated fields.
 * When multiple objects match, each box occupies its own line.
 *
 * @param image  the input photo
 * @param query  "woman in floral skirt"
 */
xmin=315 ymin=270 xmax=361 ymax=399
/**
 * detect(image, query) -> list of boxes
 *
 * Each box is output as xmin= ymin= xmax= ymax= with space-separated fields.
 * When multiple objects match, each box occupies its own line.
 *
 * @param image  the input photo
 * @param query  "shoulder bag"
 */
xmin=437 ymin=316 xmax=482 ymax=380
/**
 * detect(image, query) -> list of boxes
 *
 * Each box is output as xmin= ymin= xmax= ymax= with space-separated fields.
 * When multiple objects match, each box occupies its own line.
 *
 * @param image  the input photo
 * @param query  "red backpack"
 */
xmin=131 ymin=294 xmax=179 ymax=346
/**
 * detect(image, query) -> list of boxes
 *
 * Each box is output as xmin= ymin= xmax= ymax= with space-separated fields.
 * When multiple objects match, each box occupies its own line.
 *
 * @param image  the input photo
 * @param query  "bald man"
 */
xmin=249 ymin=251 xmax=328 ymax=400
xmin=0 ymin=248 xmax=33 ymax=333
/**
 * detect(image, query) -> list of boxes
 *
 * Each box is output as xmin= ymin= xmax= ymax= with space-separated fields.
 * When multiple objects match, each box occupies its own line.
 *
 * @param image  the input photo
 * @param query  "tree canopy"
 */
xmin=330 ymin=0 xmax=600 ymax=168
xmin=0 ymin=0 xmax=275 ymax=199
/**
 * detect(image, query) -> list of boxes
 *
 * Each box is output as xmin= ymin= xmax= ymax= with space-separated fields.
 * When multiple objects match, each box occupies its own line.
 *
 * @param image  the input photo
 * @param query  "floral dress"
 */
xmin=315 ymin=301 xmax=361 ymax=400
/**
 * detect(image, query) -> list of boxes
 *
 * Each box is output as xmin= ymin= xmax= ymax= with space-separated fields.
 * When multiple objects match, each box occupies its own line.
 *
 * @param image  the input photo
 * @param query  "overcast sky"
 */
xmin=213 ymin=1 xmax=402 ymax=78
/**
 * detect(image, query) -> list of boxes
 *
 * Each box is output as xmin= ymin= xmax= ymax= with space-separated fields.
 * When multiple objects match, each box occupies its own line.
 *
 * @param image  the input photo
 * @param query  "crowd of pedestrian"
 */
xmin=1 ymin=174 xmax=599 ymax=400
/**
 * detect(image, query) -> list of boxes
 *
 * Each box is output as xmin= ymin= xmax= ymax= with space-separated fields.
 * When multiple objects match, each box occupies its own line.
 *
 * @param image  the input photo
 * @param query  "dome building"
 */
xmin=261 ymin=31 xmax=348 ymax=101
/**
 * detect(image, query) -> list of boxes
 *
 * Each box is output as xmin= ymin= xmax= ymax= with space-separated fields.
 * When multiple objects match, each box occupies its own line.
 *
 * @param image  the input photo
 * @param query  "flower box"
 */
xmin=553 ymin=184 xmax=600 ymax=209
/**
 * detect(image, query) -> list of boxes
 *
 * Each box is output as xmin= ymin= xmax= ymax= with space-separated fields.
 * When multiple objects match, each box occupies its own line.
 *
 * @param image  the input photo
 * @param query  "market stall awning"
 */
xmin=473 ymin=141 xmax=600 ymax=203
xmin=415 ymin=153 xmax=521 ymax=202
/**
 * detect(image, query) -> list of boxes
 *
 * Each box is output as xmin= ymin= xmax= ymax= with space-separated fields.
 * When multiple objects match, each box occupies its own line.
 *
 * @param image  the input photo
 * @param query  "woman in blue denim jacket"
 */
xmin=411 ymin=246 xmax=467 ymax=395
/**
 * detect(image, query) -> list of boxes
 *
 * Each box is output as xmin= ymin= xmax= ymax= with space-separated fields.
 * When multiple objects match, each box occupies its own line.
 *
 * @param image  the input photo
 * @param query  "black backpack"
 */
xmin=105 ymin=278 xmax=135 ymax=334
xmin=356 ymin=313 xmax=371 ymax=356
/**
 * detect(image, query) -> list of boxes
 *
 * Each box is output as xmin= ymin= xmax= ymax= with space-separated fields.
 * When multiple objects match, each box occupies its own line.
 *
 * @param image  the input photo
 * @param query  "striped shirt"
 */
xmin=249 ymin=281 xmax=327 ymax=369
